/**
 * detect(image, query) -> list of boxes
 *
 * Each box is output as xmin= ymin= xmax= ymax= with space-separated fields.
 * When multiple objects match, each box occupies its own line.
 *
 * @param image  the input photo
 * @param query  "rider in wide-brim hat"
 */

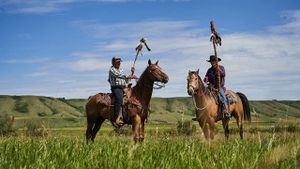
xmin=204 ymin=55 xmax=230 ymax=119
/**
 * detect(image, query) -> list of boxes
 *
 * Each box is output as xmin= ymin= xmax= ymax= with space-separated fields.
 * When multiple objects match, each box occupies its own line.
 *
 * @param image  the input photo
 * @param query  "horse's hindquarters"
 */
xmin=86 ymin=94 xmax=111 ymax=120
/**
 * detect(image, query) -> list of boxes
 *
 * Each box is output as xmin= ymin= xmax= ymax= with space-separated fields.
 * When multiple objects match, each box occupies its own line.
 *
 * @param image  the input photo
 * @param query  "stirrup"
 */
xmin=223 ymin=112 xmax=231 ymax=119
xmin=115 ymin=115 xmax=124 ymax=126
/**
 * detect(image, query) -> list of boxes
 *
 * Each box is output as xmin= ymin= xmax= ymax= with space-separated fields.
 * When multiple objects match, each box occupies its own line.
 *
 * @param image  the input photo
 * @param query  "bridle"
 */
xmin=148 ymin=65 xmax=167 ymax=90
xmin=188 ymin=73 xmax=210 ymax=111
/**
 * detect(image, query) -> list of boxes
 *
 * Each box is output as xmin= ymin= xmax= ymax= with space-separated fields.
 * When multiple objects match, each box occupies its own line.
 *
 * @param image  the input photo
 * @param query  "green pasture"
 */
xmin=1 ymin=95 xmax=300 ymax=168
xmin=0 ymin=132 xmax=299 ymax=169
xmin=1 ymin=116 xmax=300 ymax=169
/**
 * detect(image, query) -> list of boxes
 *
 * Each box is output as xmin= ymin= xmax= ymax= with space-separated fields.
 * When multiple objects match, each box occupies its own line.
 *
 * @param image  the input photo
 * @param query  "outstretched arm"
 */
xmin=127 ymin=67 xmax=138 ymax=79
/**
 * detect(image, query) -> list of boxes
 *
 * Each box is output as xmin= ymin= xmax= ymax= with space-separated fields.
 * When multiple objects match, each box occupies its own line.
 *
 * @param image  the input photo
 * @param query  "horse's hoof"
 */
xmin=134 ymin=136 xmax=141 ymax=142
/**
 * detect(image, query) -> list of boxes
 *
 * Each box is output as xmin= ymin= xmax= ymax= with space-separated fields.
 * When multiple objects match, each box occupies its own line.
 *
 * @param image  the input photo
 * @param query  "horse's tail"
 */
xmin=85 ymin=96 xmax=91 ymax=119
xmin=237 ymin=92 xmax=251 ymax=122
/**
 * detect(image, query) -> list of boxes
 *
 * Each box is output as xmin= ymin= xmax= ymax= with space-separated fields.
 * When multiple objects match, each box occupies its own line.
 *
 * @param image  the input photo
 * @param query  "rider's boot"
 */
xmin=223 ymin=106 xmax=231 ymax=119
xmin=115 ymin=109 xmax=124 ymax=127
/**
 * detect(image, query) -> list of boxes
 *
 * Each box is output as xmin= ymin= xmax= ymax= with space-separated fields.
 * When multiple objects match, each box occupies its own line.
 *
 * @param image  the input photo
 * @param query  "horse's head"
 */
xmin=146 ymin=59 xmax=169 ymax=84
xmin=187 ymin=69 xmax=200 ymax=96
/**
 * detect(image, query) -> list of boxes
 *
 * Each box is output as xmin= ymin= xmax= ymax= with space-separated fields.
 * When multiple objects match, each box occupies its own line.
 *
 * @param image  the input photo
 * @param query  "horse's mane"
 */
xmin=190 ymin=71 xmax=210 ymax=96
xmin=198 ymin=75 xmax=211 ymax=96
xmin=133 ymin=66 xmax=151 ymax=90
xmin=131 ymin=65 xmax=153 ymax=101
xmin=135 ymin=66 xmax=149 ymax=85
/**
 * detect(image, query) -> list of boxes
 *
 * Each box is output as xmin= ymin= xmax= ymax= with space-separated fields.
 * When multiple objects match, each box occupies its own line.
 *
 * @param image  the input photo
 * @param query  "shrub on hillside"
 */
xmin=25 ymin=120 xmax=49 ymax=137
xmin=14 ymin=97 xmax=28 ymax=113
xmin=177 ymin=120 xmax=197 ymax=136
xmin=287 ymin=123 xmax=297 ymax=133
xmin=0 ymin=115 xmax=16 ymax=136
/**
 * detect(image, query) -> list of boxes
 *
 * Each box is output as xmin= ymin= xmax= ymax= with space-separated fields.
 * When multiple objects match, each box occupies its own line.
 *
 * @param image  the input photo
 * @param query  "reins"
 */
xmin=153 ymin=82 xmax=165 ymax=89
xmin=134 ymin=66 xmax=167 ymax=90
xmin=192 ymin=94 xmax=210 ymax=111
xmin=189 ymin=75 xmax=211 ymax=111
xmin=138 ymin=80 xmax=166 ymax=90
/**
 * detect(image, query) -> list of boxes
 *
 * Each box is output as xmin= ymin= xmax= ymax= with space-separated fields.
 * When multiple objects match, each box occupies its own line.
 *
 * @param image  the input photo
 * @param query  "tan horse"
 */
xmin=187 ymin=70 xmax=251 ymax=140
xmin=86 ymin=60 xmax=169 ymax=142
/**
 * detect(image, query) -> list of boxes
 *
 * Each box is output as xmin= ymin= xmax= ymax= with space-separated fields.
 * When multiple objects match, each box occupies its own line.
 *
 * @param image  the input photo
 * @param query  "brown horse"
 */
xmin=86 ymin=60 xmax=169 ymax=142
xmin=187 ymin=70 xmax=251 ymax=140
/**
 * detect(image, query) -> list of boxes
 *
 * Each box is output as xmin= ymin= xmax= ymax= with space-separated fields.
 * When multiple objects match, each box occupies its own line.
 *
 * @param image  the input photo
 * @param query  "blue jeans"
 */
xmin=220 ymin=88 xmax=228 ymax=110
xmin=111 ymin=86 xmax=123 ymax=116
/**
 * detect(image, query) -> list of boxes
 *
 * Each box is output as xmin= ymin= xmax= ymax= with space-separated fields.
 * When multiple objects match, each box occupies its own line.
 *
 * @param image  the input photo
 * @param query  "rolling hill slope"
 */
xmin=0 ymin=95 xmax=84 ymax=118
xmin=0 ymin=95 xmax=299 ymax=126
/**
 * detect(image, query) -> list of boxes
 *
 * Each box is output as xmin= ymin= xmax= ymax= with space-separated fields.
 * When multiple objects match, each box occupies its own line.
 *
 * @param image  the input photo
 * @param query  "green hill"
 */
xmin=0 ymin=95 xmax=84 ymax=118
xmin=0 ymin=95 xmax=299 ymax=127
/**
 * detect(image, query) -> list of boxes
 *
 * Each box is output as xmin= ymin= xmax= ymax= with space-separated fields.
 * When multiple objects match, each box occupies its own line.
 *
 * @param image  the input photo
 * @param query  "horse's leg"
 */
xmin=208 ymin=118 xmax=216 ymax=140
xmin=139 ymin=120 xmax=145 ymax=142
xmin=91 ymin=117 xmax=105 ymax=141
xmin=199 ymin=121 xmax=210 ymax=140
xmin=222 ymin=119 xmax=230 ymax=139
xmin=132 ymin=115 xmax=142 ymax=142
xmin=235 ymin=113 xmax=243 ymax=139
xmin=86 ymin=119 xmax=94 ymax=143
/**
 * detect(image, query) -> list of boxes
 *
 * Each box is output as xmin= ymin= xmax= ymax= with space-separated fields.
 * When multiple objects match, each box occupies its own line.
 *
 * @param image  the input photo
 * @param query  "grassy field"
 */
xmin=1 ymin=121 xmax=300 ymax=169
xmin=0 ymin=95 xmax=299 ymax=168
xmin=0 ymin=131 xmax=299 ymax=169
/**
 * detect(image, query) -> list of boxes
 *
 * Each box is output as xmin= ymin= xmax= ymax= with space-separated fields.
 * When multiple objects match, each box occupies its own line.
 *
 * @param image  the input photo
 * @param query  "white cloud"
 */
xmin=0 ymin=0 xmax=185 ymax=14
xmin=61 ymin=10 xmax=300 ymax=99
xmin=74 ymin=20 xmax=206 ymax=40
xmin=68 ymin=58 xmax=110 ymax=71
xmin=269 ymin=10 xmax=300 ymax=35
xmin=2 ymin=57 xmax=49 ymax=64
xmin=2 ymin=10 xmax=300 ymax=100
xmin=26 ymin=72 xmax=49 ymax=77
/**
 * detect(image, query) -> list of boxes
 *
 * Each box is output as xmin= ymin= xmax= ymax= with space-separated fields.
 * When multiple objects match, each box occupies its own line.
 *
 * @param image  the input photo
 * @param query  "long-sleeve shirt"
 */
xmin=204 ymin=65 xmax=226 ymax=89
xmin=108 ymin=67 xmax=128 ymax=88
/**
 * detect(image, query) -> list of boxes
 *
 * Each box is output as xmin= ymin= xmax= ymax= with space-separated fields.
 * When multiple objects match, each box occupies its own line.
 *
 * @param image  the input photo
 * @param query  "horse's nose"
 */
xmin=187 ymin=87 xmax=194 ymax=95
xmin=163 ymin=79 xmax=168 ymax=84
xmin=163 ymin=76 xmax=169 ymax=84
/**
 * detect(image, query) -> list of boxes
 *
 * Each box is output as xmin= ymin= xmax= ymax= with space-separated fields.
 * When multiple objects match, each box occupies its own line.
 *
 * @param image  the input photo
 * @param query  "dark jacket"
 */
xmin=204 ymin=65 xmax=225 ymax=89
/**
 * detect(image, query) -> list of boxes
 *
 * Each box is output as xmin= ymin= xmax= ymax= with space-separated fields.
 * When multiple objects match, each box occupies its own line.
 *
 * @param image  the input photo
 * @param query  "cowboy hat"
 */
xmin=207 ymin=55 xmax=221 ymax=62
xmin=112 ymin=56 xmax=122 ymax=62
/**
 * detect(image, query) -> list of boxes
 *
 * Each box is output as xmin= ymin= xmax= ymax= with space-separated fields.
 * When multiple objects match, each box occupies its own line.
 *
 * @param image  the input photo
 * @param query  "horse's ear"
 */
xmin=196 ymin=69 xmax=199 ymax=74
xmin=128 ymin=83 xmax=132 ymax=88
xmin=148 ymin=59 xmax=151 ymax=65
xmin=155 ymin=60 xmax=159 ymax=65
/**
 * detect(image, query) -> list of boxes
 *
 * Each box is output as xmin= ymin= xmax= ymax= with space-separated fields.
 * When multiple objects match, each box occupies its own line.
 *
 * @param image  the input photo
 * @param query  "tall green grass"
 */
xmin=1 ymin=133 xmax=299 ymax=169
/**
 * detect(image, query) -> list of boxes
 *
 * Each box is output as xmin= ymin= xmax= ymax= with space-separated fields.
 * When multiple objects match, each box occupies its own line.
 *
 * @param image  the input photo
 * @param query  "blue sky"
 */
xmin=0 ymin=0 xmax=300 ymax=100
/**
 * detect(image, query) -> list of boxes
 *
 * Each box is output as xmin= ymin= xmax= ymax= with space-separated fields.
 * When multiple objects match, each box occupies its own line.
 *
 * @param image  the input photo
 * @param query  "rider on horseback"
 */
xmin=108 ymin=56 xmax=137 ymax=126
xmin=204 ymin=55 xmax=230 ymax=118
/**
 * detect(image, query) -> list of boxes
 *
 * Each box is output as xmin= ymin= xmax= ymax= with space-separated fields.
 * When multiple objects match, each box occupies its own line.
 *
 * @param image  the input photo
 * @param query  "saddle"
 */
xmin=208 ymin=85 xmax=238 ymax=106
xmin=96 ymin=87 xmax=140 ymax=107
xmin=95 ymin=83 xmax=131 ymax=106
xmin=225 ymin=90 xmax=238 ymax=104
xmin=96 ymin=86 xmax=142 ymax=124
xmin=208 ymin=86 xmax=238 ymax=117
